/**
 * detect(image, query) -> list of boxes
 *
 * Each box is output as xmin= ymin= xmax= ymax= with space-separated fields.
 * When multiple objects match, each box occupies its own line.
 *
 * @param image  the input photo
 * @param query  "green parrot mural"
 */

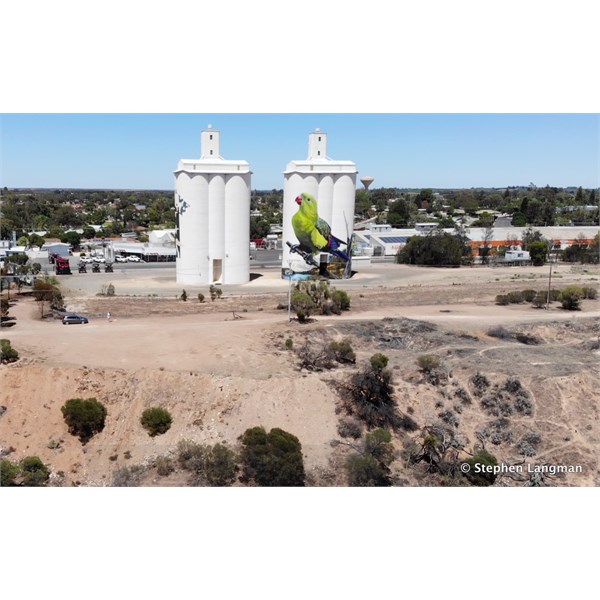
xmin=287 ymin=192 xmax=350 ymax=269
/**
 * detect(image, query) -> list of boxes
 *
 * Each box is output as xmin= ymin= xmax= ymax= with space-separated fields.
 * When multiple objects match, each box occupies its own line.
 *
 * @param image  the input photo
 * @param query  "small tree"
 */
xmin=528 ymin=241 xmax=548 ymax=266
xmin=61 ymin=397 xmax=107 ymax=443
xmin=239 ymin=426 xmax=305 ymax=486
xmin=140 ymin=407 xmax=173 ymax=437
xmin=180 ymin=289 xmax=188 ymax=301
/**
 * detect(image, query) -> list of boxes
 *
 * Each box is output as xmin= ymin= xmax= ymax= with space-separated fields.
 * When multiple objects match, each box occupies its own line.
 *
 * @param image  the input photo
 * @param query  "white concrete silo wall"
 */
xmin=282 ymin=172 xmax=320 ymax=267
xmin=332 ymin=173 xmax=357 ymax=243
xmin=208 ymin=174 xmax=225 ymax=267
xmin=176 ymin=173 xmax=209 ymax=285
xmin=317 ymin=175 xmax=334 ymax=236
xmin=224 ymin=173 xmax=251 ymax=284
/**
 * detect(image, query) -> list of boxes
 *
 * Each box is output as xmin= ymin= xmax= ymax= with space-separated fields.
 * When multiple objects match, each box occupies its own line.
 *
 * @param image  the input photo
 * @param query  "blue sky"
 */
xmin=1 ymin=113 xmax=598 ymax=191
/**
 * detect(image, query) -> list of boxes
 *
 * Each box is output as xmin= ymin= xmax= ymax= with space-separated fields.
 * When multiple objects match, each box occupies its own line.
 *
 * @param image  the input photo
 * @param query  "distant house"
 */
xmin=41 ymin=242 xmax=71 ymax=257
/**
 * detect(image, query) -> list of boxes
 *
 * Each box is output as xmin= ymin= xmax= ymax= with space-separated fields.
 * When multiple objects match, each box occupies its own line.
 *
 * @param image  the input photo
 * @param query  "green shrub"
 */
xmin=197 ymin=293 xmax=205 ymax=303
xmin=239 ymin=426 xmax=305 ymax=486
xmin=346 ymin=453 xmax=391 ymax=487
xmin=582 ymin=286 xmax=598 ymax=300
xmin=60 ymin=398 xmax=106 ymax=444
xmin=176 ymin=440 xmax=238 ymax=486
xmin=140 ymin=407 xmax=173 ymax=437
xmin=106 ymin=283 xmax=115 ymax=296
xmin=0 ymin=459 xmax=20 ymax=486
xmin=417 ymin=354 xmax=441 ymax=372
xmin=549 ymin=288 xmax=562 ymax=301
xmin=61 ymin=397 xmax=107 ymax=443
xmin=180 ymin=289 xmax=188 ymax=301
xmin=495 ymin=294 xmax=509 ymax=305
xmin=284 ymin=337 xmax=293 ymax=350
xmin=331 ymin=289 xmax=351 ymax=312
xmin=560 ymin=286 xmax=584 ymax=311
xmin=19 ymin=456 xmax=50 ymax=487
xmin=291 ymin=289 xmax=316 ymax=322
xmin=462 ymin=449 xmax=498 ymax=486
xmin=328 ymin=340 xmax=356 ymax=364
xmin=506 ymin=291 xmax=525 ymax=304
xmin=521 ymin=289 xmax=537 ymax=302
xmin=370 ymin=353 xmax=389 ymax=370
xmin=0 ymin=339 xmax=19 ymax=363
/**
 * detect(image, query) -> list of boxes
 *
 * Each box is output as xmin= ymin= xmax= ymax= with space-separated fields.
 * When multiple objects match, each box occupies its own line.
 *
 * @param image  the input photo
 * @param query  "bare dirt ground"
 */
xmin=1 ymin=262 xmax=599 ymax=487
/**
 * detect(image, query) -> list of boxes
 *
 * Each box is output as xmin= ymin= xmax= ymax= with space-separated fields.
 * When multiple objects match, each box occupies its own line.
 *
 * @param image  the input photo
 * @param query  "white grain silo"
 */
xmin=282 ymin=129 xmax=357 ymax=275
xmin=174 ymin=126 xmax=251 ymax=285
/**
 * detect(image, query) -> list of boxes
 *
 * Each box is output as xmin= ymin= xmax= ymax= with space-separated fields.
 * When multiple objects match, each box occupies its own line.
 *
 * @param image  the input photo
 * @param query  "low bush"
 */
xmin=417 ymin=354 xmax=441 ymax=372
xmin=176 ymin=440 xmax=239 ymax=486
xmin=327 ymin=340 xmax=356 ymax=364
xmin=140 ymin=407 xmax=173 ymax=437
xmin=462 ymin=449 xmax=498 ymax=486
xmin=337 ymin=416 xmax=363 ymax=439
xmin=521 ymin=289 xmax=537 ymax=302
xmin=506 ymin=291 xmax=525 ymax=304
xmin=370 ymin=353 xmax=389 ymax=370
xmin=487 ymin=326 xmax=512 ymax=339
xmin=471 ymin=371 xmax=490 ymax=396
xmin=0 ymin=458 xmax=20 ymax=486
xmin=19 ymin=456 xmax=50 ymax=486
xmin=581 ymin=286 xmax=597 ymax=300
xmin=0 ymin=339 xmax=19 ymax=363
xmin=495 ymin=294 xmax=509 ymax=306
xmin=560 ymin=286 xmax=583 ymax=311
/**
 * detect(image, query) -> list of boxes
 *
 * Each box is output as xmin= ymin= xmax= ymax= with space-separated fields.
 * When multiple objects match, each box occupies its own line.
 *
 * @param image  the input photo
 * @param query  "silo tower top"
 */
xmin=308 ymin=128 xmax=327 ymax=160
xmin=201 ymin=125 xmax=221 ymax=159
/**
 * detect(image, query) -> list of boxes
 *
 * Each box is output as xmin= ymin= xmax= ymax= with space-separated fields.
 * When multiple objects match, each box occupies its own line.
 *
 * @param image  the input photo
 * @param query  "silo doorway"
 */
xmin=212 ymin=259 xmax=222 ymax=283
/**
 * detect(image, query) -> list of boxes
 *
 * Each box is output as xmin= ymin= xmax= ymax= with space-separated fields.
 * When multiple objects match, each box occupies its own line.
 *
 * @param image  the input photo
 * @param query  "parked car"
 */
xmin=128 ymin=255 xmax=142 ymax=262
xmin=62 ymin=314 xmax=89 ymax=325
xmin=115 ymin=255 xmax=128 ymax=262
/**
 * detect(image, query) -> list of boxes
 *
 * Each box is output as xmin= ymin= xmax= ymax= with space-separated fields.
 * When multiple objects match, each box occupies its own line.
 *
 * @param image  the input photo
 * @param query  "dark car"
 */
xmin=62 ymin=314 xmax=89 ymax=325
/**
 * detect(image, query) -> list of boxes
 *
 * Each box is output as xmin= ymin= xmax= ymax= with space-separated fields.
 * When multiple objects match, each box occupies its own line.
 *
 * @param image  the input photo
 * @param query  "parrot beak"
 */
xmin=295 ymin=195 xmax=302 ymax=205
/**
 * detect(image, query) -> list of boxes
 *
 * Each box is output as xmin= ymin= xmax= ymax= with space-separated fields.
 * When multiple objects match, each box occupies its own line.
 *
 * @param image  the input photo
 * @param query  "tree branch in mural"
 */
xmin=175 ymin=194 xmax=189 ymax=258
xmin=288 ymin=193 xmax=352 ymax=277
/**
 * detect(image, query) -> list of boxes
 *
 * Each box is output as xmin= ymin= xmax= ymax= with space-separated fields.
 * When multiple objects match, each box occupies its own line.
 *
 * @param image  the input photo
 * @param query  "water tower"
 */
xmin=360 ymin=176 xmax=374 ymax=191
